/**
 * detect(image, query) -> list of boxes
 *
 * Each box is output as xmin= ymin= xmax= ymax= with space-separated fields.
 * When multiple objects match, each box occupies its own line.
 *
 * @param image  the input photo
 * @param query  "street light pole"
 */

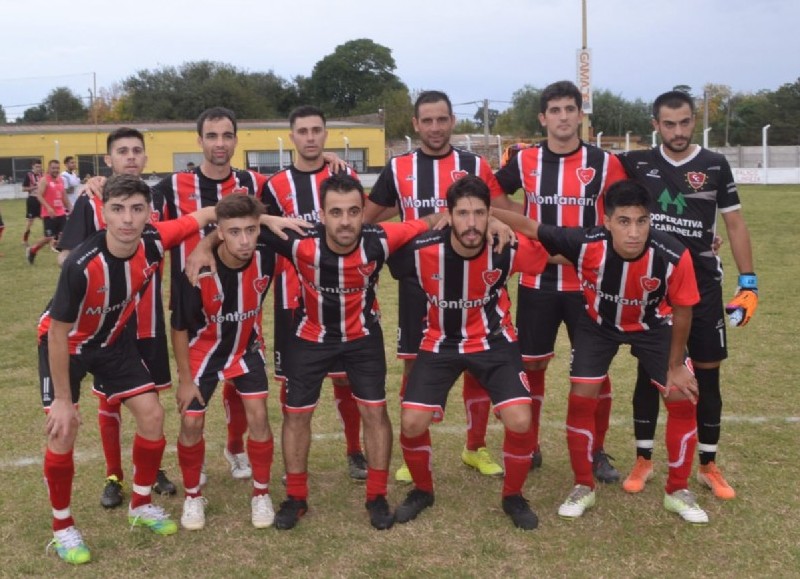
xmin=762 ymin=124 xmax=771 ymax=184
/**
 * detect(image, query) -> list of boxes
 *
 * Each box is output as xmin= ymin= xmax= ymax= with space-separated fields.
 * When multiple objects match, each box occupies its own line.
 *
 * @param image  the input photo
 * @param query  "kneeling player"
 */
xmin=493 ymin=179 xmax=708 ymax=524
xmin=172 ymin=194 xmax=290 ymax=530
xmin=388 ymin=176 xmax=550 ymax=530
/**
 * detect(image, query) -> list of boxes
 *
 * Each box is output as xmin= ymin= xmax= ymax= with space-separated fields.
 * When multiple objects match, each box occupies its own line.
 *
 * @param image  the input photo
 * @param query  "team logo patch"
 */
xmin=450 ymin=170 xmax=469 ymax=182
xmin=640 ymin=276 xmax=661 ymax=292
xmin=231 ymin=186 xmax=249 ymax=195
xmin=576 ymin=167 xmax=596 ymax=185
xmin=482 ymin=269 xmax=501 ymax=286
xmin=150 ymin=211 xmax=160 ymax=224
xmin=253 ymin=276 xmax=269 ymax=294
xmin=519 ymin=371 xmax=531 ymax=393
xmin=358 ymin=261 xmax=377 ymax=277
xmin=686 ymin=172 xmax=706 ymax=190
xmin=143 ymin=261 xmax=159 ymax=279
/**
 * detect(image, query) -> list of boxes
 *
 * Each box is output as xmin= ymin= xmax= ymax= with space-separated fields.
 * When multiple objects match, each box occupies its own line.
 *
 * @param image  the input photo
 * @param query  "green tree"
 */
xmin=0 ymin=104 xmax=6 ymax=124
xmin=494 ymin=85 xmax=542 ymax=137
xmin=473 ymin=105 xmax=500 ymax=133
xmin=590 ymin=89 xmax=651 ymax=139
xmin=20 ymin=87 xmax=87 ymax=123
xmin=307 ymin=39 xmax=406 ymax=117
xmin=765 ymin=78 xmax=800 ymax=145
xmin=358 ymin=86 xmax=413 ymax=140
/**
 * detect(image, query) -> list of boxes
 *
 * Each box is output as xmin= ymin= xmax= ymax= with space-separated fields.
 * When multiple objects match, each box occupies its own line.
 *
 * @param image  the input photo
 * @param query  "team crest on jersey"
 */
xmin=482 ymin=269 xmax=501 ymax=286
xmin=576 ymin=167 xmax=596 ymax=185
xmin=150 ymin=211 xmax=160 ymax=224
xmin=253 ymin=276 xmax=269 ymax=294
xmin=686 ymin=172 xmax=706 ymax=190
xmin=231 ymin=186 xmax=249 ymax=195
xmin=142 ymin=261 xmax=159 ymax=279
xmin=519 ymin=371 xmax=531 ymax=393
xmin=358 ymin=261 xmax=377 ymax=277
xmin=640 ymin=276 xmax=661 ymax=292
xmin=450 ymin=170 xmax=469 ymax=182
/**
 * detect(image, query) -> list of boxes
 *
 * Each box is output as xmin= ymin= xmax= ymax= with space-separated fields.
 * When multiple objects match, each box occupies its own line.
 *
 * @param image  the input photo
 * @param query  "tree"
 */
xmin=765 ymin=78 xmax=800 ymax=145
xmin=0 ymin=104 xmax=6 ymax=124
xmin=584 ymin=89 xmax=651 ymax=139
xmin=473 ymin=105 xmax=499 ymax=133
xmin=494 ymin=85 xmax=543 ymax=137
xmin=19 ymin=87 xmax=87 ymax=123
xmin=307 ymin=39 xmax=406 ymax=117
xmin=359 ymin=86 xmax=414 ymax=140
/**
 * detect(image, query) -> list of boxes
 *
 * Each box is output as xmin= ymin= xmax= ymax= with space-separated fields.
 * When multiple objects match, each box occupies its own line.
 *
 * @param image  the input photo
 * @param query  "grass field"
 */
xmin=0 ymin=185 xmax=798 ymax=577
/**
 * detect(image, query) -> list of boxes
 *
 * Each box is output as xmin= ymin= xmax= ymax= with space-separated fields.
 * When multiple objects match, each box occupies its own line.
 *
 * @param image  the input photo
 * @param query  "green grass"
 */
xmin=0 ymin=185 xmax=799 ymax=576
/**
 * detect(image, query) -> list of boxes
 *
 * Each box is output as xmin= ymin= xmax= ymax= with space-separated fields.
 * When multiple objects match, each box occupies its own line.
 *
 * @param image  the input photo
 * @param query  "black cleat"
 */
xmin=153 ymin=469 xmax=177 ymax=495
xmin=26 ymin=247 xmax=35 ymax=265
xmin=530 ymin=449 xmax=543 ymax=470
xmin=274 ymin=497 xmax=308 ymax=530
xmin=348 ymin=451 xmax=368 ymax=481
xmin=395 ymin=489 xmax=434 ymax=524
xmin=593 ymin=450 xmax=621 ymax=484
xmin=100 ymin=476 xmax=123 ymax=509
xmin=502 ymin=494 xmax=539 ymax=530
xmin=365 ymin=496 xmax=394 ymax=530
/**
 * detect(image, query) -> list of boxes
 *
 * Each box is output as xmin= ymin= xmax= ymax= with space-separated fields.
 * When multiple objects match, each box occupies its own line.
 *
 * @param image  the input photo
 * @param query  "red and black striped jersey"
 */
xmin=152 ymin=167 xmax=267 ymax=302
xmin=38 ymin=216 xmax=199 ymax=354
xmin=368 ymin=147 xmax=504 ymax=221
xmin=618 ymin=146 xmax=741 ymax=280
xmin=388 ymin=228 xmax=549 ymax=353
xmin=495 ymin=140 xmax=627 ymax=292
xmin=537 ymin=224 xmax=700 ymax=333
xmin=171 ymin=234 xmax=276 ymax=382
xmin=261 ymin=164 xmax=358 ymax=311
xmin=58 ymin=192 xmax=166 ymax=340
xmin=263 ymin=220 xmax=429 ymax=343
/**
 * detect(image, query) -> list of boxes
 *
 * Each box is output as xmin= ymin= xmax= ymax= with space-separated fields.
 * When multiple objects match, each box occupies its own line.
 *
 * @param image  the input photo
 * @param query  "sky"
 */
xmin=1 ymin=0 xmax=798 ymax=121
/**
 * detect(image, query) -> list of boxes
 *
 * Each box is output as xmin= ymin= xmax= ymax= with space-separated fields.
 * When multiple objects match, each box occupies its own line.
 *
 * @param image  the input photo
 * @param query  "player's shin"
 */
xmin=566 ymin=393 xmax=598 ymax=488
xmin=664 ymin=399 xmax=697 ymax=494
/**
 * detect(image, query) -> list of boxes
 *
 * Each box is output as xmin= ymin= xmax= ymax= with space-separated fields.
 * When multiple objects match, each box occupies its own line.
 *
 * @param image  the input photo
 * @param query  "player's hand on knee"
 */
xmin=726 ymin=273 xmax=758 ymax=327
xmin=176 ymin=379 xmax=205 ymax=415
xmin=665 ymin=365 xmax=698 ymax=403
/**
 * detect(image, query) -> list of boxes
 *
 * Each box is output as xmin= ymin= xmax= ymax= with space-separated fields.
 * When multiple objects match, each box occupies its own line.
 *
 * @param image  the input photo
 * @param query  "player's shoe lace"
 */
xmin=592 ymin=450 xmax=620 ymax=483
xmin=251 ymin=494 xmax=275 ymax=528
xmin=558 ymin=484 xmax=596 ymax=519
xmin=46 ymin=526 xmax=91 ymax=565
xmin=224 ymin=449 xmax=252 ymax=479
xmin=180 ymin=496 xmax=207 ymax=531
xmin=664 ymin=489 xmax=709 ymax=524
xmin=461 ymin=447 xmax=504 ymax=476
xmin=128 ymin=503 xmax=178 ymax=535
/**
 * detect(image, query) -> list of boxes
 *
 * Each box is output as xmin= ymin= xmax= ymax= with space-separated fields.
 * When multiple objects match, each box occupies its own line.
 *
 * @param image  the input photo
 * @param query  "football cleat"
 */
xmin=251 ymin=494 xmax=275 ymax=528
xmin=395 ymin=489 xmax=434 ymax=524
xmin=180 ymin=496 xmax=207 ymax=531
xmin=502 ymin=495 xmax=539 ymax=530
xmin=274 ymin=498 xmax=308 ymax=530
xmin=622 ymin=457 xmax=654 ymax=493
xmin=100 ymin=475 xmax=123 ymax=509
xmin=558 ymin=485 xmax=596 ymax=519
xmin=365 ymin=496 xmax=394 ymax=530
xmin=697 ymin=462 xmax=736 ymax=500
xmin=224 ymin=449 xmax=252 ymax=480
xmin=47 ymin=526 xmax=91 ymax=565
xmin=347 ymin=452 xmax=368 ymax=481
xmin=461 ymin=447 xmax=504 ymax=477
xmin=664 ymin=489 xmax=709 ymax=524
xmin=128 ymin=503 xmax=178 ymax=535
xmin=592 ymin=450 xmax=621 ymax=484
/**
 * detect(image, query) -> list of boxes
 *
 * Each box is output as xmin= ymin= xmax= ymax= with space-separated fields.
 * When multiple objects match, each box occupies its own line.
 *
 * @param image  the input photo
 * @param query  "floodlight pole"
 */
xmin=625 ymin=131 xmax=631 ymax=152
xmin=343 ymin=136 xmax=350 ymax=163
xmin=703 ymin=127 xmax=712 ymax=148
xmin=277 ymin=137 xmax=284 ymax=169
xmin=651 ymin=130 xmax=658 ymax=148
xmin=596 ymin=131 xmax=603 ymax=148
xmin=404 ymin=135 xmax=412 ymax=152
xmin=580 ymin=0 xmax=590 ymax=142
xmin=762 ymin=124 xmax=771 ymax=184
xmin=496 ymin=135 xmax=502 ymax=165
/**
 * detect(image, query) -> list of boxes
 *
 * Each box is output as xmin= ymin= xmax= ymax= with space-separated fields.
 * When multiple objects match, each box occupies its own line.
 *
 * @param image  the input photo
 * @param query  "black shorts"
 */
xmin=687 ymin=277 xmax=727 ymax=363
xmin=40 ymin=333 xmax=155 ymax=409
xmin=396 ymin=277 xmax=428 ymax=359
xmin=570 ymin=313 xmax=671 ymax=388
xmin=402 ymin=340 xmax=531 ymax=422
xmin=283 ymin=330 xmax=387 ymax=412
xmin=273 ymin=306 xmax=346 ymax=381
xmin=43 ymin=215 xmax=67 ymax=239
xmin=26 ymin=196 xmax=41 ymax=220
xmin=186 ymin=350 xmax=269 ymax=415
xmin=515 ymin=287 xmax=585 ymax=361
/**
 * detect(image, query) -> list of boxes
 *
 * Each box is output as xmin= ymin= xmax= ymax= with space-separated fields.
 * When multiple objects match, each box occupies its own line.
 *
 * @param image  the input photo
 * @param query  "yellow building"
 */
xmin=0 ymin=118 xmax=386 ymax=182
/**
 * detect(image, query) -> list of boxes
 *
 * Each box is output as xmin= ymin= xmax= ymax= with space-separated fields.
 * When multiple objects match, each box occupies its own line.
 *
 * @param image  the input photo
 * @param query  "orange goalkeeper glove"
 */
xmin=725 ymin=273 xmax=758 ymax=327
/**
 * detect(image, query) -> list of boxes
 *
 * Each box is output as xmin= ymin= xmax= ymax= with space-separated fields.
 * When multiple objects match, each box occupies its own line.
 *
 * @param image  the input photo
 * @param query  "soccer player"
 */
xmin=57 ymin=127 xmax=178 ymax=508
xmin=261 ymin=105 xmax=366 ymax=480
xmin=26 ymin=159 xmax=71 ymax=264
xmin=494 ymin=81 xmax=627 ymax=480
xmin=39 ymin=175 xmax=216 ymax=565
xmin=22 ymin=160 xmax=43 ymax=246
xmin=388 ymin=176 xmax=549 ymax=530
xmin=365 ymin=90 xmax=520 ymax=482
xmin=265 ymin=174 xmax=442 ymax=531
xmin=61 ymin=156 xmax=82 ymax=208
xmin=493 ymin=179 xmax=708 ymax=524
xmin=171 ymin=194 xmax=308 ymax=531
xmin=153 ymin=106 xmax=263 ymax=481
xmin=618 ymin=90 xmax=757 ymax=500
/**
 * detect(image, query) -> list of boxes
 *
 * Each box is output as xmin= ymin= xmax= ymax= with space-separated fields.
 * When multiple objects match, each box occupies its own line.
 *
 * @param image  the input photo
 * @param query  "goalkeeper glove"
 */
xmin=725 ymin=273 xmax=758 ymax=327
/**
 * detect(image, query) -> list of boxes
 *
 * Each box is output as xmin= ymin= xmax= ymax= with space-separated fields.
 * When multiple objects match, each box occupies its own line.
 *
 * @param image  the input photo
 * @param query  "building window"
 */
xmin=0 ymin=156 xmax=42 ymax=184
xmin=173 ymin=153 xmax=204 ymax=172
xmin=77 ymin=155 xmax=110 ymax=179
xmin=246 ymin=151 xmax=292 ymax=175
xmin=328 ymin=148 xmax=366 ymax=172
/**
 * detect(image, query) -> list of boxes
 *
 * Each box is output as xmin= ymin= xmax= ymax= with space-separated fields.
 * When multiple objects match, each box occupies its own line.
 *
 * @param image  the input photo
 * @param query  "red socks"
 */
xmin=223 ymin=381 xmax=247 ymax=454
xmin=178 ymin=438 xmax=205 ymax=497
xmin=44 ymin=448 xmax=75 ymax=531
xmin=664 ymin=399 xmax=698 ymax=494
xmin=130 ymin=434 xmax=166 ymax=509
xmin=566 ymin=393 xmax=598 ymax=489
xmin=333 ymin=382 xmax=362 ymax=455
xmin=285 ymin=472 xmax=309 ymax=501
xmin=98 ymin=397 xmax=123 ymax=480
xmin=463 ymin=373 xmax=491 ymax=451
xmin=593 ymin=376 xmax=613 ymax=452
xmin=525 ymin=369 xmax=545 ymax=451
xmin=400 ymin=430 xmax=434 ymax=493
xmin=502 ymin=427 xmax=534 ymax=497
xmin=247 ymin=437 xmax=274 ymax=496
xmin=366 ymin=467 xmax=389 ymax=501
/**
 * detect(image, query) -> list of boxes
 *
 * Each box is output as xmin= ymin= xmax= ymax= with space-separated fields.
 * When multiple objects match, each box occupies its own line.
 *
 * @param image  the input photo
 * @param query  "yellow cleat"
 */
xmin=461 ymin=447 xmax=504 ymax=477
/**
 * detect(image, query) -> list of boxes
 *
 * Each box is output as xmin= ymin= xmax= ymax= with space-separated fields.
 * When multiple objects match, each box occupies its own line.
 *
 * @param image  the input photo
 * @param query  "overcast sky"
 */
xmin=2 ymin=0 xmax=797 ymax=121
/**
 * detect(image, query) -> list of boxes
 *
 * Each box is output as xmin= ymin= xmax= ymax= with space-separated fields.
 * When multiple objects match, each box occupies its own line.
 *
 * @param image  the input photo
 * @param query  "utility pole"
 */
xmin=483 ymin=99 xmax=490 ymax=156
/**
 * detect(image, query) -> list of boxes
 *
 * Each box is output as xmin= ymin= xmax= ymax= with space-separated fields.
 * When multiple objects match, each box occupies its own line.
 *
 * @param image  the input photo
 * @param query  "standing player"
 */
xmin=262 ymin=105 xmax=366 ymax=480
xmin=618 ymin=90 xmax=756 ymax=500
xmin=39 ymin=175 xmax=216 ymax=565
xmin=495 ymin=81 xmax=628 ymax=481
xmin=22 ymin=160 xmax=43 ymax=246
xmin=62 ymin=156 xmax=82 ymax=209
xmin=266 ymin=174 xmax=442 ymax=531
xmin=171 ymin=194 xmax=308 ymax=531
xmin=57 ymin=127 xmax=178 ymax=508
xmin=27 ymin=159 xmax=71 ymax=264
xmin=365 ymin=90 xmax=520 ymax=481
xmin=388 ymin=176 xmax=549 ymax=530
xmin=153 ymin=106 xmax=262 ymax=481
xmin=493 ymin=179 xmax=708 ymax=524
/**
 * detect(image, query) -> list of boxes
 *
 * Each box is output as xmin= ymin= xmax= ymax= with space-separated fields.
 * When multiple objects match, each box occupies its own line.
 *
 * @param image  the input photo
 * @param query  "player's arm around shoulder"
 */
xmin=490 ymin=207 xmax=540 ymax=240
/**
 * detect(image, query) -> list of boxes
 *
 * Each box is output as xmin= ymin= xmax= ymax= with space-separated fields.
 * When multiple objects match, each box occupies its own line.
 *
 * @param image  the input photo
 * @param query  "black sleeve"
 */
xmin=616 ymin=152 xmax=636 ymax=178
xmin=536 ymin=224 xmax=588 ymax=264
xmin=258 ymin=225 xmax=296 ymax=259
xmin=48 ymin=262 xmax=88 ymax=324
xmin=170 ymin=271 xmax=205 ymax=332
xmin=260 ymin=182 xmax=283 ymax=216
xmin=494 ymin=153 xmax=523 ymax=195
xmin=386 ymin=238 xmax=415 ymax=280
xmin=57 ymin=195 xmax=97 ymax=251
xmin=367 ymin=164 xmax=398 ymax=208
xmin=151 ymin=176 xmax=176 ymax=220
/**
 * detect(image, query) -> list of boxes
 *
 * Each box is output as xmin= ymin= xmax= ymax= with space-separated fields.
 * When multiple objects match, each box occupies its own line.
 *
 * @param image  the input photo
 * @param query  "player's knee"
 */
xmin=400 ymin=411 xmax=431 ymax=438
xmin=524 ymin=359 xmax=548 ymax=371
xmin=499 ymin=405 xmax=531 ymax=433
xmin=359 ymin=404 xmax=388 ymax=427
